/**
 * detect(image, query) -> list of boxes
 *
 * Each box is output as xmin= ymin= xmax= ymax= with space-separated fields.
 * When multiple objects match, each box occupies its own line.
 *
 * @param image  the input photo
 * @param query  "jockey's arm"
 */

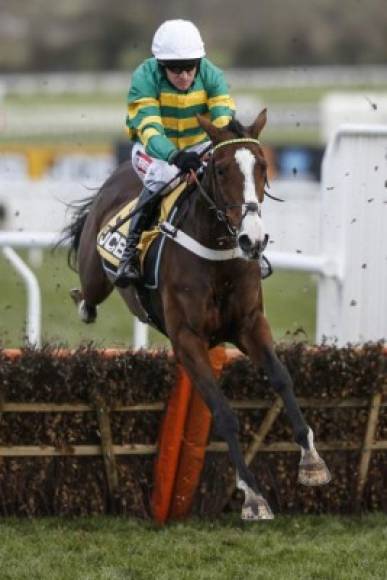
xmin=126 ymin=97 xmax=177 ymax=162
xmin=202 ymin=60 xmax=236 ymax=128
xmin=126 ymin=66 xmax=177 ymax=163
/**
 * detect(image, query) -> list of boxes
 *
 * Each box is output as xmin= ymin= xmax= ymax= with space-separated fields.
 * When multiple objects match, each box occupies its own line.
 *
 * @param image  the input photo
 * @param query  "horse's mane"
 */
xmin=226 ymin=118 xmax=247 ymax=138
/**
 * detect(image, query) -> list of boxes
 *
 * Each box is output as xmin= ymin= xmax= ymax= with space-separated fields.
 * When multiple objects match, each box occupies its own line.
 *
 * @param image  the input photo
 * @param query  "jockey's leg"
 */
xmin=115 ymin=185 xmax=155 ymax=287
xmin=115 ymin=144 xmax=179 ymax=287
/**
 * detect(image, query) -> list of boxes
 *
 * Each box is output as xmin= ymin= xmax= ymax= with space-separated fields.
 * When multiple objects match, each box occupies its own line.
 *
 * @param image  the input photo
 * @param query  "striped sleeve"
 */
xmin=202 ymin=60 xmax=235 ymax=128
xmin=126 ymin=64 xmax=177 ymax=161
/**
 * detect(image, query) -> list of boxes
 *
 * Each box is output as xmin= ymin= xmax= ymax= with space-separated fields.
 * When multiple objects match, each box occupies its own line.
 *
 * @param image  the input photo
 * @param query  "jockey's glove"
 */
xmin=169 ymin=150 xmax=201 ymax=173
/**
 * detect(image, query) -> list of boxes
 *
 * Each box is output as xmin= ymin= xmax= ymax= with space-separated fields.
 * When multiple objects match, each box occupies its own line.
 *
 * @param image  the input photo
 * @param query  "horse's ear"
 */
xmin=197 ymin=114 xmax=222 ymax=143
xmin=248 ymin=108 xmax=267 ymax=138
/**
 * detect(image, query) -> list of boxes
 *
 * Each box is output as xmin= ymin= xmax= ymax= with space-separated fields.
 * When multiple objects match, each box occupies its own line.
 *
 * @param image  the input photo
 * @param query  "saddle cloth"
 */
xmin=96 ymin=181 xmax=187 ymax=276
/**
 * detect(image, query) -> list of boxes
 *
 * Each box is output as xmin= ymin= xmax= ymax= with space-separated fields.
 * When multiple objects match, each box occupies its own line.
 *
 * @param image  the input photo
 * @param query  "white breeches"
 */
xmin=131 ymin=141 xmax=211 ymax=192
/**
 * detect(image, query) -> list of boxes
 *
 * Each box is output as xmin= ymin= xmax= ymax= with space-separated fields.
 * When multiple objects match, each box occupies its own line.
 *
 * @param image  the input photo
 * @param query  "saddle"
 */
xmin=96 ymin=180 xmax=187 ymax=282
xmin=96 ymin=182 xmax=192 ymax=334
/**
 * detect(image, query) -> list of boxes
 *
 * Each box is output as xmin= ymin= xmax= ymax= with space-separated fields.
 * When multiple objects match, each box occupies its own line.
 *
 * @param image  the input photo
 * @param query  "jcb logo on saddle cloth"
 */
xmin=96 ymin=181 xmax=187 ymax=269
xmin=98 ymin=230 xmax=126 ymax=260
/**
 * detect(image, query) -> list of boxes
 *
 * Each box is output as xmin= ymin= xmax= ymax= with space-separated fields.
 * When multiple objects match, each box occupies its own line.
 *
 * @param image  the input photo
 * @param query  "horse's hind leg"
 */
xmin=169 ymin=326 xmax=274 ymax=520
xmin=70 ymin=288 xmax=98 ymax=323
xmin=238 ymin=311 xmax=331 ymax=487
xmin=71 ymin=238 xmax=113 ymax=324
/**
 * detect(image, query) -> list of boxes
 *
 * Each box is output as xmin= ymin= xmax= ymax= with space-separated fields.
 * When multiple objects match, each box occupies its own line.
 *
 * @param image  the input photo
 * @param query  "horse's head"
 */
xmin=197 ymin=109 xmax=268 ymax=260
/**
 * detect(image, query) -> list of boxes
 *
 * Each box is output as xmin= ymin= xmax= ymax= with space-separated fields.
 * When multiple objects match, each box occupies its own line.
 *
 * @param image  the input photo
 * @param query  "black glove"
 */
xmin=169 ymin=150 xmax=201 ymax=173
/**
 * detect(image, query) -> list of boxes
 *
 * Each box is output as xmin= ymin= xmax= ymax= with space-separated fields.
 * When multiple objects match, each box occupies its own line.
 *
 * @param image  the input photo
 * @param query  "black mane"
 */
xmin=226 ymin=118 xmax=246 ymax=138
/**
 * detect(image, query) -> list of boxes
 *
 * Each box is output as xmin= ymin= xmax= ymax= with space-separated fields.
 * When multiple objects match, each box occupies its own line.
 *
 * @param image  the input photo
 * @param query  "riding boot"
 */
xmin=115 ymin=187 xmax=156 ymax=287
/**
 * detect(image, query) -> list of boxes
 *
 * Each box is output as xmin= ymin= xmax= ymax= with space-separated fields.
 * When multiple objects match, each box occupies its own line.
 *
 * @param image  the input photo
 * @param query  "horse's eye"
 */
xmin=216 ymin=165 xmax=227 ymax=177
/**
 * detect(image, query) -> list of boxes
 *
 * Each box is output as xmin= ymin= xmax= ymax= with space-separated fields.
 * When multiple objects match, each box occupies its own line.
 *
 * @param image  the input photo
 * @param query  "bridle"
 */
xmin=106 ymin=136 xmax=282 ymax=239
xmin=193 ymin=137 xmax=266 ymax=237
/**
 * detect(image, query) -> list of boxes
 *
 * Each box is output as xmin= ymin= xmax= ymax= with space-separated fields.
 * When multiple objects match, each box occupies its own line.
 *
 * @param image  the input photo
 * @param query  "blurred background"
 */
xmin=1 ymin=0 xmax=386 ymax=348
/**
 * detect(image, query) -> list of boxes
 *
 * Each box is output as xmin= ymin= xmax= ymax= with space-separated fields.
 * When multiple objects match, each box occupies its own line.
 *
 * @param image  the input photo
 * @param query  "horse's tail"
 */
xmin=59 ymin=196 xmax=96 ymax=272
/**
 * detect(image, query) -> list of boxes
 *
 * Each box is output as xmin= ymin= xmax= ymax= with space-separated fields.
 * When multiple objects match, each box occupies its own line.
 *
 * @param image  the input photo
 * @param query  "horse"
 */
xmin=63 ymin=109 xmax=331 ymax=520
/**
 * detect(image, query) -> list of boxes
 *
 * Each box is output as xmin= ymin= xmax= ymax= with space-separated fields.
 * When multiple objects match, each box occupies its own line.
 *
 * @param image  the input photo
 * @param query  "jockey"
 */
xmin=115 ymin=19 xmax=235 ymax=287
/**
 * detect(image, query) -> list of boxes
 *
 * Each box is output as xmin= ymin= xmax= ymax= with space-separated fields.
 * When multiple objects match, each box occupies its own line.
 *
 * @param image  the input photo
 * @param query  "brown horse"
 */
xmin=63 ymin=110 xmax=331 ymax=520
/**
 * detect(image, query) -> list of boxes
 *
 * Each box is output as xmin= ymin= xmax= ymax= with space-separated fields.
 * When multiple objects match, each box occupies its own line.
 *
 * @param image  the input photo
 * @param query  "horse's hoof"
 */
xmin=70 ymin=289 xmax=97 ymax=324
xmin=241 ymin=494 xmax=274 ymax=521
xmin=298 ymin=458 xmax=332 ymax=487
xmin=70 ymin=288 xmax=82 ymax=305
xmin=79 ymin=300 xmax=97 ymax=324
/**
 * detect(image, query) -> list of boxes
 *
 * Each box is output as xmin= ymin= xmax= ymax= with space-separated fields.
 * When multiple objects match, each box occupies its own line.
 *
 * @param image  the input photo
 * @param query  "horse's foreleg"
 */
xmin=261 ymin=344 xmax=331 ymax=486
xmin=171 ymin=327 xmax=274 ymax=520
xmin=239 ymin=312 xmax=331 ymax=487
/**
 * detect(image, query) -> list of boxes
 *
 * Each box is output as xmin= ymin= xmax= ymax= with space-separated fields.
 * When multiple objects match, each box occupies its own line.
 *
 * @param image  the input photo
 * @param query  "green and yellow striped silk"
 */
xmin=126 ymin=57 xmax=235 ymax=162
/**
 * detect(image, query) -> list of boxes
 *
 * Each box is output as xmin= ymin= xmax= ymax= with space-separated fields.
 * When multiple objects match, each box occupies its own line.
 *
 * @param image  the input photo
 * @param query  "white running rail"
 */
xmin=0 ymin=232 xmax=149 ymax=349
xmin=0 ymin=231 xmax=334 ymax=348
xmin=2 ymin=246 xmax=42 ymax=347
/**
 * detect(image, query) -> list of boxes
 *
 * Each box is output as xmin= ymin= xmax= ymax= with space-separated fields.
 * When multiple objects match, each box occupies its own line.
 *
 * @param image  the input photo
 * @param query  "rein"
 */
xmin=191 ymin=170 xmax=237 ymax=235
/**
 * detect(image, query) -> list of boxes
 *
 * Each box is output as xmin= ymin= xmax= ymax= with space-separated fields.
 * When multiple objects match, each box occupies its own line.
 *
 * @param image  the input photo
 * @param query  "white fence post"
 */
xmin=2 ymin=246 xmax=42 ymax=347
xmin=317 ymin=124 xmax=387 ymax=344
xmin=133 ymin=321 xmax=149 ymax=350
xmin=0 ymin=232 xmax=149 ymax=349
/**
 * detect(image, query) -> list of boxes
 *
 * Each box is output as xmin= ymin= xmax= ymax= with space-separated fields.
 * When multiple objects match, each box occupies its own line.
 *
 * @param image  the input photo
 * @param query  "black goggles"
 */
xmin=160 ymin=60 xmax=200 ymax=74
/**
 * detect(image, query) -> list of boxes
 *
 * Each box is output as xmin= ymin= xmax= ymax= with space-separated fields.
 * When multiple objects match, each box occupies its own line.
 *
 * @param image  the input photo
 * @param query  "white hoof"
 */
xmin=79 ymin=300 xmax=97 ymax=324
xmin=70 ymin=289 xmax=97 ymax=323
xmin=241 ymin=492 xmax=274 ymax=521
xmin=237 ymin=474 xmax=274 ymax=521
xmin=298 ymin=456 xmax=332 ymax=487
xmin=298 ymin=428 xmax=332 ymax=487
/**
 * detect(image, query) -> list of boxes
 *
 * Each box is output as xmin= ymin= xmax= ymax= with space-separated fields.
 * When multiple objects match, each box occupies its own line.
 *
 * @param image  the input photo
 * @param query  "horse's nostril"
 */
xmin=238 ymin=234 xmax=252 ymax=252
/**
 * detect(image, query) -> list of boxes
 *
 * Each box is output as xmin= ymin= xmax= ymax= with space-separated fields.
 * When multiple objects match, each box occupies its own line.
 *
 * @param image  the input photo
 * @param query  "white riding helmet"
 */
xmin=152 ymin=19 xmax=206 ymax=61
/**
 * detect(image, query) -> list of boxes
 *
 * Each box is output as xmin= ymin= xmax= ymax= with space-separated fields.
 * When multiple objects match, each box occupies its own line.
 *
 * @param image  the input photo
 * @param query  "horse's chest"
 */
xmin=206 ymin=288 xmax=233 ymax=328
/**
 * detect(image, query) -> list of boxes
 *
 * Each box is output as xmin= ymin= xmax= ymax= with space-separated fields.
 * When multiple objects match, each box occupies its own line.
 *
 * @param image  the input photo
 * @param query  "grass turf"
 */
xmin=0 ymin=514 xmax=386 ymax=579
xmin=0 ymin=249 xmax=316 ymax=348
